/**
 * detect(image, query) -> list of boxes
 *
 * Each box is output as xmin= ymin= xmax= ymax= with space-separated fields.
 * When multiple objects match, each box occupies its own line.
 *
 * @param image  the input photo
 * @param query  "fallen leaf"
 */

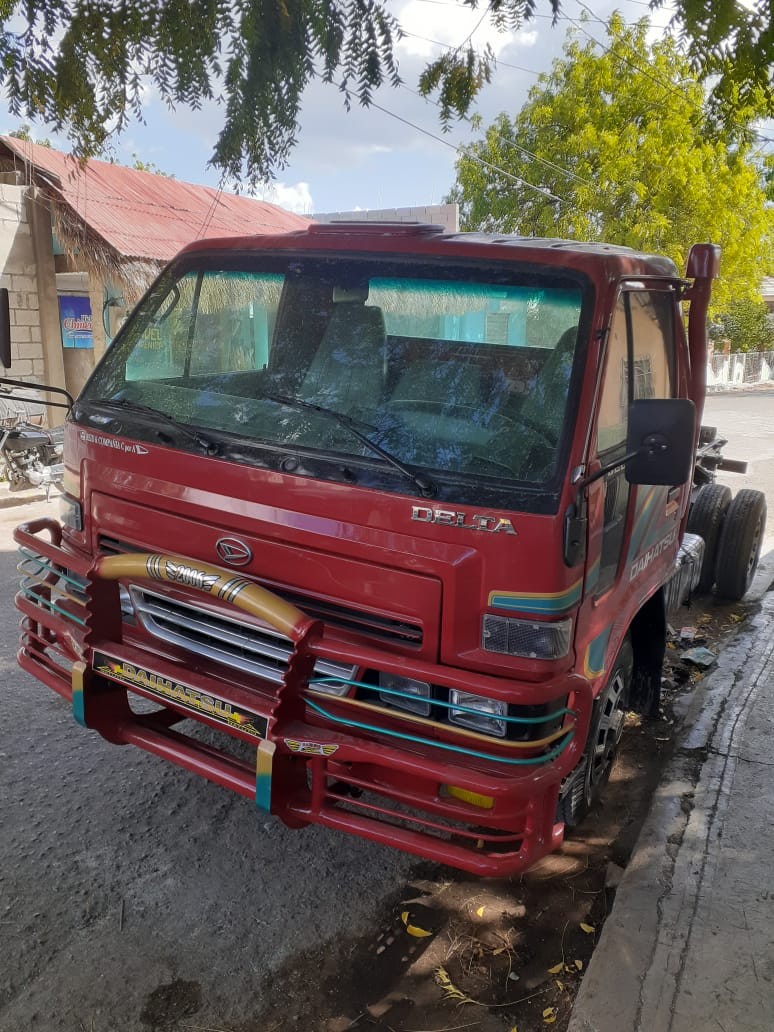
xmin=401 ymin=911 xmax=433 ymax=938
xmin=476 ymin=905 xmax=486 ymax=917
xmin=547 ymin=962 xmax=564 ymax=974
xmin=543 ymin=1006 xmax=558 ymax=1024
xmin=555 ymin=979 xmax=565 ymax=991
xmin=434 ymin=965 xmax=478 ymax=1006
xmin=574 ymin=959 xmax=583 ymax=971
xmin=509 ymin=1027 xmax=518 ymax=1032
xmin=580 ymin=922 xmax=595 ymax=934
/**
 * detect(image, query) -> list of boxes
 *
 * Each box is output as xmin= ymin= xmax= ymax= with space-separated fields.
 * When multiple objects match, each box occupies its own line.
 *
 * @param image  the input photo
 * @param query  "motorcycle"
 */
xmin=0 ymin=396 xmax=65 ymax=498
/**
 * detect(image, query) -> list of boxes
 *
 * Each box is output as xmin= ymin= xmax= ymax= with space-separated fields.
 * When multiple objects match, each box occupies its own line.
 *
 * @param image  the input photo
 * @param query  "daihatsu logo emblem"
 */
xmin=215 ymin=538 xmax=253 ymax=567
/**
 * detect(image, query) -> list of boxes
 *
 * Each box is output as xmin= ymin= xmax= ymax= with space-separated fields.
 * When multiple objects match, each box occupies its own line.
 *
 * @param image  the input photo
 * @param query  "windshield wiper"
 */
xmin=259 ymin=392 xmax=436 ymax=498
xmin=85 ymin=398 xmax=220 ymax=456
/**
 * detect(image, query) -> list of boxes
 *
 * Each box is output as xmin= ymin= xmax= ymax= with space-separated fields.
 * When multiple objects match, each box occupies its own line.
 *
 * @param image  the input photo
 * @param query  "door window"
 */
xmin=595 ymin=290 xmax=676 ymax=594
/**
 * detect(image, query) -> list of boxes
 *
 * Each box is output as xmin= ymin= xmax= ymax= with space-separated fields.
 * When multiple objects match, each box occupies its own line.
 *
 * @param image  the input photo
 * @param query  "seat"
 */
xmin=518 ymin=325 xmax=578 ymax=439
xmin=299 ymin=299 xmax=386 ymax=416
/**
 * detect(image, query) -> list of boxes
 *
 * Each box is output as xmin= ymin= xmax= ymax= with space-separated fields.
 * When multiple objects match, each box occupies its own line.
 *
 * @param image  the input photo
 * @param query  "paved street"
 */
xmin=704 ymin=390 xmax=774 ymax=555
xmin=0 ymin=502 xmax=413 ymax=1032
xmin=1 ymin=390 xmax=772 ymax=1032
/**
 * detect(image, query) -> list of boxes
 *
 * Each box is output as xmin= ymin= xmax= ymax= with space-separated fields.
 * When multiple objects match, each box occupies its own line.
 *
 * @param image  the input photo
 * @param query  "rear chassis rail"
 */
xmin=693 ymin=424 xmax=748 ymax=490
xmin=15 ymin=517 xmax=593 ymax=877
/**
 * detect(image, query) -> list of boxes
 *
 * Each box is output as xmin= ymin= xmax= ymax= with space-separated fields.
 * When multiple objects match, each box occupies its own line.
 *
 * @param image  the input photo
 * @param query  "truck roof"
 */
xmin=180 ymin=221 xmax=681 ymax=280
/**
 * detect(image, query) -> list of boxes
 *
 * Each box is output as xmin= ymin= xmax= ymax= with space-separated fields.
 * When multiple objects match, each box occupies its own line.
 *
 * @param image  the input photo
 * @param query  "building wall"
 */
xmin=0 ymin=184 xmax=46 ymax=383
xmin=313 ymin=203 xmax=460 ymax=232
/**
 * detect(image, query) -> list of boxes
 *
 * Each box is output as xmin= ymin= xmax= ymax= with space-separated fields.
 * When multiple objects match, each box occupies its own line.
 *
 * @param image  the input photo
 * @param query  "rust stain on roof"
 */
xmin=0 ymin=136 xmax=310 ymax=262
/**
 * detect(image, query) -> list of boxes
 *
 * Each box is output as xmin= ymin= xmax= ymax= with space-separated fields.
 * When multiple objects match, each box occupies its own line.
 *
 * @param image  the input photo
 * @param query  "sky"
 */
xmin=0 ymin=0 xmax=768 ymax=216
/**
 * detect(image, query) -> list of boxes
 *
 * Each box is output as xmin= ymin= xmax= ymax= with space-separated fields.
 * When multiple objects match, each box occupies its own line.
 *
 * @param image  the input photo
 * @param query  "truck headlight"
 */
xmin=482 ymin=614 xmax=572 ymax=659
xmin=379 ymin=672 xmax=432 ymax=716
xmin=449 ymin=690 xmax=507 ymax=737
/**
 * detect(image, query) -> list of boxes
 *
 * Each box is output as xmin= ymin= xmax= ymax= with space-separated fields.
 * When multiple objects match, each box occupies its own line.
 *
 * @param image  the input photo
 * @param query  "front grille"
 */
xmin=132 ymin=587 xmax=355 ymax=686
xmin=99 ymin=535 xmax=423 ymax=648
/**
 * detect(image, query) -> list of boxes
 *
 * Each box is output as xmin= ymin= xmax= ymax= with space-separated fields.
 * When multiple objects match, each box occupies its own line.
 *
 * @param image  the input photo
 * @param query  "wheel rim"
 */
xmin=586 ymin=669 xmax=627 ymax=798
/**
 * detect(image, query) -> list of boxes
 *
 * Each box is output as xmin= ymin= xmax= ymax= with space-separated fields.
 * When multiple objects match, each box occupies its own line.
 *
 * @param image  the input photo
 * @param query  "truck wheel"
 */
xmin=557 ymin=637 xmax=633 ymax=829
xmin=714 ymin=489 xmax=767 ymax=601
xmin=686 ymin=484 xmax=732 ymax=591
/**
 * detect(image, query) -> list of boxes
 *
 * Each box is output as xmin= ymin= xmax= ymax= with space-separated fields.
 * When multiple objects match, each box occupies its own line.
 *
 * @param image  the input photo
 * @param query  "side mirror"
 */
xmin=0 ymin=288 xmax=11 ymax=369
xmin=626 ymin=398 xmax=696 ymax=486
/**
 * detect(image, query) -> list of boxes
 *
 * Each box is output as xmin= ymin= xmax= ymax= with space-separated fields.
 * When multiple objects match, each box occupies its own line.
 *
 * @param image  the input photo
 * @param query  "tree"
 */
xmin=130 ymin=154 xmax=174 ymax=178
xmin=447 ymin=17 xmax=773 ymax=314
xmin=8 ymin=123 xmax=51 ymax=147
xmin=0 ymin=0 xmax=770 ymax=185
xmin=711 ymin=299 xmax=774 ymax=353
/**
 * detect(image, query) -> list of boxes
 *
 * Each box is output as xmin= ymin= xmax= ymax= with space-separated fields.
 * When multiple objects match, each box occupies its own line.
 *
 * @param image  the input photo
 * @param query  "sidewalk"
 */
xmin=569 ymin=586 xmax=774 ymax=1032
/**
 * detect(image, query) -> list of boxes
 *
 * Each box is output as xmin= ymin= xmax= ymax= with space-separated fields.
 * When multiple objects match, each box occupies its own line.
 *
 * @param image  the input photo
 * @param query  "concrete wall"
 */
xmin=0 ymin=184 xmax=46 ymax=382
xmin=313 ymin=203 xmax=460 ymax=232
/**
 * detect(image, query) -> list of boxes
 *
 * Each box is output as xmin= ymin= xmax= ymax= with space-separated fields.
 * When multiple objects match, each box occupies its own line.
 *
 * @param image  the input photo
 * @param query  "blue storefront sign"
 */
xmin=59 ymin=295 xmax=93 ymax=349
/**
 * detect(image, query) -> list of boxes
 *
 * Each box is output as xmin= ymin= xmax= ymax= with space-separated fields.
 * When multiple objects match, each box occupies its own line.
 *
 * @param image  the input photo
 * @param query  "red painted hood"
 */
xmin=68 ymin=425 xmax=577 ymax=677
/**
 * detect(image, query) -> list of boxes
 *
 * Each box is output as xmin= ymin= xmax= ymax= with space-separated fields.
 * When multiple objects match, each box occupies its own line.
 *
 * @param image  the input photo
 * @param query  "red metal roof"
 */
xmin=0 ymin=136 xmax=310 ymax=262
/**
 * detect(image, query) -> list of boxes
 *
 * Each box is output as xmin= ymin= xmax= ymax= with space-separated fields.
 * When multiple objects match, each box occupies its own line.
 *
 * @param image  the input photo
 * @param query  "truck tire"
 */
xmin=686 ymin=484 xmax=732 ymax=591
xmin=557 ymin=637 xmax=633 ymax=829
xmin=714 ymin=489 xmax=767 ymax=601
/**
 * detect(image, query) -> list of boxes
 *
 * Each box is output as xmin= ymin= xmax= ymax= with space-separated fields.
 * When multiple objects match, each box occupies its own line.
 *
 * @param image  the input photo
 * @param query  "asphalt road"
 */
xmin=0 ymin=501 xmax=413 ymax=1032
xmin=703 ymin=390 xmax=774 ymax=555
xmin=1 ymin=390 xmax=772 ymax=1032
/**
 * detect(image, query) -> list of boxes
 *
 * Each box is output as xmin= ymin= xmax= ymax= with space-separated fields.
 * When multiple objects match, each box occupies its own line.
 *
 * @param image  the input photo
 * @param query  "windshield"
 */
xmin=79 ymin=255 xmax=586 ymax=504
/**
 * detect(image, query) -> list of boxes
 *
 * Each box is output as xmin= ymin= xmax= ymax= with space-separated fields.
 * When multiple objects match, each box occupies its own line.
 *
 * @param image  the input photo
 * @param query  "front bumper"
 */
xmin=15 ymin=517 xmax=593 ymax=877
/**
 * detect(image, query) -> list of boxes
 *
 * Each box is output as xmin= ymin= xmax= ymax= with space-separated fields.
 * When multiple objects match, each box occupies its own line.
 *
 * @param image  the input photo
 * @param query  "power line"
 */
xmin=361 ymin=92 xmax=567 ymax=203
xmin=400 ymin=30 xmax=542 ymax=75
xmin=399 ymin=82 xmax=594 ymax=186
xmin=453 ymin=1 xmax=493 ymax=54
xmin=564 ymin=0 xmax=690 ymax=104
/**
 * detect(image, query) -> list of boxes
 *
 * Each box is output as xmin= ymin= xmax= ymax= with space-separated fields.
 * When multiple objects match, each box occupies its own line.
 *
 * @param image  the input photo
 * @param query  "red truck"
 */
xmin=3 ymin=223 xmax=766 ymax=876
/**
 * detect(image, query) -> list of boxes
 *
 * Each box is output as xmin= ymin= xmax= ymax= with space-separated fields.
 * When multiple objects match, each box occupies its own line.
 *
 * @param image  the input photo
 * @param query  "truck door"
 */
xmin=593 ymin=288 xmax=678 ymax=598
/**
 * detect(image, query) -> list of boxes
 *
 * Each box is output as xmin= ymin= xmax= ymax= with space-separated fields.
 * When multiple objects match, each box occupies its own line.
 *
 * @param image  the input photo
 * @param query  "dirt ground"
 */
xmin=243 ymin=598 xmax=753 ymax=1032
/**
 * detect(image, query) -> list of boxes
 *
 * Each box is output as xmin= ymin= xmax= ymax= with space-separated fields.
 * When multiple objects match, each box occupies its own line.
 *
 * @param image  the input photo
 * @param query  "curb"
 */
xmin=567 ymin=590 xmax=774 ymax=1032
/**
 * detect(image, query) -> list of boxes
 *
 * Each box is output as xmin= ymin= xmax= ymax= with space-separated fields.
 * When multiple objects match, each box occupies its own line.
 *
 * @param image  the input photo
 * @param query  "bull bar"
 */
xmin=15 ymin=516 xmax=593 ymax=877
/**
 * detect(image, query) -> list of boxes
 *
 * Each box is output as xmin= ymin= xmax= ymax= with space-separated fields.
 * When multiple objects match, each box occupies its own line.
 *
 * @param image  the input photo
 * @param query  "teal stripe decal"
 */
xmin=308 ymin=678 xmax=572 ymax=725
xmin=489 ymin=583 xmax=582 ymax=615
xmin=72 ymin=682 xmax=86 ymax=727
xmin=305 ymin=698 xmax=574 ymax=767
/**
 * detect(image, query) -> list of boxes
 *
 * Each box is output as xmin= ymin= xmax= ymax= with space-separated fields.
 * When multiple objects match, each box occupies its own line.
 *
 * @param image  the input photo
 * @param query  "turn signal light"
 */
xmin=482 ymin=614 xmax=572 ymax=659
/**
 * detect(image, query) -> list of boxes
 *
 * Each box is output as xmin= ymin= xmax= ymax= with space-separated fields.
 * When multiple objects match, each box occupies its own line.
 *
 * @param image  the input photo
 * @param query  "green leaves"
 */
xmin=448 ymin=15 xmax=773 ymax=316
xmin=0 ymin=0 xmax=771 ymax=187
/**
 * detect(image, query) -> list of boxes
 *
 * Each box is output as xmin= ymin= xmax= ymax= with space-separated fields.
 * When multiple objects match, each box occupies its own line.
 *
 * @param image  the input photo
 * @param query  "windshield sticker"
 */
xmin=79 ymin=430 xmax=149 ymax=456
xmin=93 ymin=650 xmax=268 ymax=739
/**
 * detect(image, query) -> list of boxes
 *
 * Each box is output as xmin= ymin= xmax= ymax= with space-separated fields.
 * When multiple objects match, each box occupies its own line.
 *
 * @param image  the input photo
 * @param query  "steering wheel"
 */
xmin=516 ymin=414 xmax=559 ymax=447
xmin=387 ymin=398 xmax=515 ymax=430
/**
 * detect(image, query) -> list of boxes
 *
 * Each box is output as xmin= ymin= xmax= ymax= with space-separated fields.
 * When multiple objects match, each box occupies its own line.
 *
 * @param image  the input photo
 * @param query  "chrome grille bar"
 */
xmin=131 ymin=587 xmax=355 ymax=685
xmin=99 ymin=535 xmax=423 ymax=648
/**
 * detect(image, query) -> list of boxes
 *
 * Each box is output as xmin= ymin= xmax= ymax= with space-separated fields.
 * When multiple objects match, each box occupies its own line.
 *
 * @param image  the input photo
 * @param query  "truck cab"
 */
xmin=12 ymin=224 xmax=745 ymax=876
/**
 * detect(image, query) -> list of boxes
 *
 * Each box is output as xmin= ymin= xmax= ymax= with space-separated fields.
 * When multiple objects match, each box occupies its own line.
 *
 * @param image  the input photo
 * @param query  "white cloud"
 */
xmin=515 ymin=30 xmax=538 ymax=47
xmin=260 ymin=180 xmax=315 ymax=214
xmin=395 ymin=0 xmax=519 ymax=59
